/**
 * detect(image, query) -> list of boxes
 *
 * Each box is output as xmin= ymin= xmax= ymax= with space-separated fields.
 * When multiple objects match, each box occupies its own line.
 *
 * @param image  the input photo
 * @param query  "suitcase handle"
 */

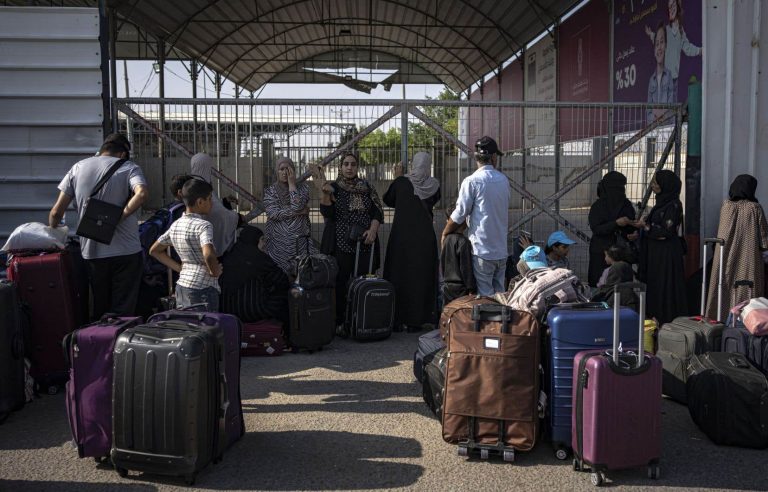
xmin=353 ymin=237 xmax=376 ymax=278
xmin=471 ymin=304 xmax=511 ymax=334
xmin=729 ymin=355 xmax=751 ymax=369
xmin=612 ymin=282 xmax=646 ymax=368
xmin=702 ymin=238 xmax=725 ymax=320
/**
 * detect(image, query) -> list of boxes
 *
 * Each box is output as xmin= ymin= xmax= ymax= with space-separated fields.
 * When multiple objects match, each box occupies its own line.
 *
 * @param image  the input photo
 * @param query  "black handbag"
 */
xmin=75 ymin=158 xmax=128 ymax=245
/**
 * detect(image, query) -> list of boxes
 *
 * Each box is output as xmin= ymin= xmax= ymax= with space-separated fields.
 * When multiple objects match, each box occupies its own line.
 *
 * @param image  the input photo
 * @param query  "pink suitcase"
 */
xmin=571 ymin=283 xmax=662 ymax=486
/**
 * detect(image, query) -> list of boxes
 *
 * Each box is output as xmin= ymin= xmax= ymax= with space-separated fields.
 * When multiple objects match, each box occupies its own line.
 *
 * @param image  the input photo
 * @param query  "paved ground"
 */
xmin=1 ymin=332 xmax=766 ymax=491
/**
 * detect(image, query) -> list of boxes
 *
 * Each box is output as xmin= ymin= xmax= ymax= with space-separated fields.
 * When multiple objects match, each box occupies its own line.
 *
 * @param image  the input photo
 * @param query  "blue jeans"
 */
xmin=472 ymin=256 xmax=507 ymax=296
xmin=175 ymin=285 xmax=220 ymax=312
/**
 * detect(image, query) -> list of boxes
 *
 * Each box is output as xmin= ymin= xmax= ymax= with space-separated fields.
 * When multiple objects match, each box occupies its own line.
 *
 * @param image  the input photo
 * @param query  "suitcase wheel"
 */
xmin=457 ymin=445 xmax=469 ymax=457
xmin=47 ymin=386 xmax=58 ymax=395
xmin=554 ymin=447 xmax=568 ymax=461
xmin=115 ymin=466 xmax=128 ymax=478
xmin=648 ymin=465 xmax=660 ymax=480
xmin=184 ymin=474 xmax=196 ymax=486
xmin=572 ymin=459 xmax=581 ymax=472
xmin=480 ymin=448 xmax=489 ymax=460
xmin=590 ymin=471 xmax=605 ymax=487
xmin=502 ymin=450 xmax=515 ymax=463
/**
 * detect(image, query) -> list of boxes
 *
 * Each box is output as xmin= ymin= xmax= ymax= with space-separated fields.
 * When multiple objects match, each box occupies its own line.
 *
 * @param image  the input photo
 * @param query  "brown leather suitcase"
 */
xmin=441 ymin=296 xmax=541 ymax=462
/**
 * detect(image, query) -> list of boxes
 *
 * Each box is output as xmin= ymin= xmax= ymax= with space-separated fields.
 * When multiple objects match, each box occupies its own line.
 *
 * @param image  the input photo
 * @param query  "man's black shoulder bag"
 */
xmin=75 ymin=158 xmax=128 ymax=245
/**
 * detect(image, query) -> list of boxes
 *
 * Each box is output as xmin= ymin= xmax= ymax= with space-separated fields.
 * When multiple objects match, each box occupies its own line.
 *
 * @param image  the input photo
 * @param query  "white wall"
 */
xmin=702 ymin=0 xmax=768 ymax=238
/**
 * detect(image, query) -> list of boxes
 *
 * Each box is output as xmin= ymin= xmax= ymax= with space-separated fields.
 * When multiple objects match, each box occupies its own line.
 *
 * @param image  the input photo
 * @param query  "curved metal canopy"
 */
xmin=108 ymin=0 xmax=579 ymax=93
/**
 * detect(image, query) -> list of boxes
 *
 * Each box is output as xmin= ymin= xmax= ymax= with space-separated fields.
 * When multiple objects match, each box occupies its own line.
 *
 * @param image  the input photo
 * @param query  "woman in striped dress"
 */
xmin=263 ymin=156 xmax=316 ymax=275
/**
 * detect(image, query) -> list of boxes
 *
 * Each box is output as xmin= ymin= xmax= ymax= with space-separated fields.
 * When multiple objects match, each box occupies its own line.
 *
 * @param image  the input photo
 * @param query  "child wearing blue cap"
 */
xmin=545 ymin=231 xmax=577 ymax=269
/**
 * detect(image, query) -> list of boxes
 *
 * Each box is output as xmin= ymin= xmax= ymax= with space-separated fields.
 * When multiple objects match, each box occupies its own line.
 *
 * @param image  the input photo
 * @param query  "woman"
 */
xmin=637 ymin=170 xmax=688 ymax=324
xmin=263 ymin=156 xmax=315 ymax=275
xmin=383 ymin=152 xmax=441 ymax=332
xmin=704 ymin=174 xmax=768 ymax=321
xmin=312 ymin=152 xmax=384 ymax=328
xmin=190 ymin=153 xmax=240 ymax=256
xmin=587 ymin=171 xmax=638 ymax=287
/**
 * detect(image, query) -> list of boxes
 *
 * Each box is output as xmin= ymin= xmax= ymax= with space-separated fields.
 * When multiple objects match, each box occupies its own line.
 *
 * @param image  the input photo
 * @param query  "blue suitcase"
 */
xmin=413 ymin=329 xmax=445 ymax=383
xmin=546 ymin=302 xmax=639 ymax=460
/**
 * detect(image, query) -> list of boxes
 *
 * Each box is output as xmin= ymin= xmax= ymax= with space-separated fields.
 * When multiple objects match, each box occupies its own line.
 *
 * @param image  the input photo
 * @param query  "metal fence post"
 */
xmin=234 ymin=86 xmax=240 ymax=210
xmin=401 ymin=102 xmax=409 ymax=170
xmin=249 ymin=91 xmax=254 ymax=199
xmin=215 ymin=72 xmax=222 ymax=197
xmin=158 ymin=39 xmax=166 ymax=203
xmin=674 ymin=105 xmax=683 ymax=176
xmin=191 ymin=59 xmax=198 ymax=153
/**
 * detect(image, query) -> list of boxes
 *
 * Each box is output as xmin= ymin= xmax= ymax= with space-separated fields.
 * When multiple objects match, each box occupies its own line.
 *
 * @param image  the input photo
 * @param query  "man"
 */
xmin=441 ymin=136 xmax=511 ymax=296
xmin=545 ymin=231 xmax=577 ymax=269
xmin=49 ymin=134 xmax=148 ymax=318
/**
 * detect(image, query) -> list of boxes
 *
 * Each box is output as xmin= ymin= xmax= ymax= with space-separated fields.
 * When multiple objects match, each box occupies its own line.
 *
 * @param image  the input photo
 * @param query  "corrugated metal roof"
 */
xmin=105 ymin=0 xmax=579 ymax=93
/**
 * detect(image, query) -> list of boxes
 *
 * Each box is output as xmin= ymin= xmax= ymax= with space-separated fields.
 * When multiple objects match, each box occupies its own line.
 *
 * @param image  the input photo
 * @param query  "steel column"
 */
xmin=215 ymin=72 xmax=222 ymax=197
xmin=158 ymin=40 xmax=167 ymax=203
xmin=191 ymin=59 xmax=198 ymax=153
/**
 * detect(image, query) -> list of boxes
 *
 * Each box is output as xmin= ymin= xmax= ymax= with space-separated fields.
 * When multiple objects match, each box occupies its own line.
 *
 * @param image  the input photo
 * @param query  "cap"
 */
xmin=547 ymin=231 xmax=577 ymax=248
xmin=521 ymin=245 xmax=548 ymax=269
xmin=475 ymin=136 xmax=503 ymax=156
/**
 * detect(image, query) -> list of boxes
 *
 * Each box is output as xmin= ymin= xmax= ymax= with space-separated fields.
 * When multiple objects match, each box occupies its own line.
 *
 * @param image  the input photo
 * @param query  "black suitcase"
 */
xmin=657 ymin=238 xmax=726 ymax=403
xmin=111 ymin=321 xmax=227 ymax=486
xmin=343 ymin=240 xmax=395 ymax=341
xmin=0 ymin=280 xmax=25 ymax=423
xmin=686 ymin=352 xmax=768 ymax=449
xmin=287 ymin=286 xmax=335 ymax=351
xmin=413 ymin=329 xmax=445 ymax=383
xmin=722 ymin=279 xmax=768 ymax=375
xmin=422 ymin=347 xmax=447 ymax=419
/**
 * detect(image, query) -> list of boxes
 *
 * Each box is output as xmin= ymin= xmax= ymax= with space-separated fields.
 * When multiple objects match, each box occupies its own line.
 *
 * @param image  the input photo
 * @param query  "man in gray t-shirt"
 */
xmin=48 ymin=134 xmax=148 ymax=318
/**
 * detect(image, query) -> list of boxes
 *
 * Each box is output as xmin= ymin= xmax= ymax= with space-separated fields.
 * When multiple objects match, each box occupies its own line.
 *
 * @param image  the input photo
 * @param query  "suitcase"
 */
xmin=149 ymin=310 xmax=244 ymax=449
xmin=687 ymin=352 xmax=768 ymax=449
xmin=442 ymin=298 xmax=541 ymax=462
xmin=413 ymin=329 xmax=445 ymax=383
xmin=343 ymin=240 xmax=395 ymax=341
xmin=572 ymin=283 xmax=662 ymax=486
xmin=7 ymin=251 xmax=80 ymax=392
xmin=63 ymin=315 xmax=142 ymax=459
xmin=288 ymin=286 xmax=335 ymax=351
xmin=0 ymin=280 xmax=26 ymax=423
xmin=422 ymin=347 xmax=447 ymax=419
xmin=545 ymin=302 xmax=639 ymax=460
xmin=292 ymin=235 xmax=338 ymax=289
xmin=241 ymin=320 xmax=285 ymax=356
xmin=722 ymin=281 xmax=768 ymax=375
xmin=111 ymin=320 xmax=228 ymax=485
xmin=657 ymin=238 xmax=725 ymax=404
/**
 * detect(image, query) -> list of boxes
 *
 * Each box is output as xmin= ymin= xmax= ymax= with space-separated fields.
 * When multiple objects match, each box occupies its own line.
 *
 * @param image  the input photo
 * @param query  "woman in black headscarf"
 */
xmin=637 ymin=170 xmax=688 ymax=324
xmin=587 ymin=171 xmax=638 ymax=287
xmin=704 ymin=174 xmax=768 ymax=321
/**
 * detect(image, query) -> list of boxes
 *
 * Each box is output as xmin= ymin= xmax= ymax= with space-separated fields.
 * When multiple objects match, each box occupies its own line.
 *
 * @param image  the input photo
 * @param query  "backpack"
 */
xmin=138 ymin=202 xmax=185 ymax=276
xmin=495 ymin=267 xmax=588 ymax=318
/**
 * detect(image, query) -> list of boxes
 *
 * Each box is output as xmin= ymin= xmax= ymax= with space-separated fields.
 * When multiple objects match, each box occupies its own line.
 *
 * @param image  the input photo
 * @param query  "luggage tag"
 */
xmin=484 ymin=337 xmax=501 ymax=350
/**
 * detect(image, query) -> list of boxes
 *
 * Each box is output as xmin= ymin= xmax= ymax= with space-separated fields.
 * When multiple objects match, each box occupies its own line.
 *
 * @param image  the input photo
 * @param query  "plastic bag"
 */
xmin=1 ymin=222 xmax=68 ymax=252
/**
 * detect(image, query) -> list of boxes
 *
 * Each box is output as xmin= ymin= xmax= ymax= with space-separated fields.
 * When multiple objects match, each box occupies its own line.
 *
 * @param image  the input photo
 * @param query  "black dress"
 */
xmin=382 ymin=177 xmax=440 ymax=328
xmin=588 ymin=198 xmax=636 ymax=287
xmin=320 ymin=180 xmax=384 ymax=325
xmin=638 ymin=199 xmax=688 ymax=324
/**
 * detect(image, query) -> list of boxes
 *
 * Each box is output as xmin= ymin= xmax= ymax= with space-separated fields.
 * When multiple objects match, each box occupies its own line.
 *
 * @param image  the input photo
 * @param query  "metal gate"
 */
xmin=113 ymin=97 xmax=685 ymax=280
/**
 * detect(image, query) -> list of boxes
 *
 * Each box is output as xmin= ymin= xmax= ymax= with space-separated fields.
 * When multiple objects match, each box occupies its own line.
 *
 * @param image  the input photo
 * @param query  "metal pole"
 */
xmin=249 ymin=91 xmax=254 ymax=199
xmin=553 ymin=25 xmax=561 ymax=223
xmin=122 ymin=59 xmax=132 ymax=144
xmin=401 ymin=102 xmax=409 ymax=170
xmin=106 ymin=4 xmax=117 ymax=134
xmin=234 ymin=85 xmax=240 ymax=211
xmin=191 ymin=59 xmax=198 ymax=153
xmin=158 ymin=39 xmax=167 ymax=203
xmin=608 ymin=1 xmax=615 ymax=172
xmin=674 ymin=106 xmax=683 ymax=176
xmin=215 ymin=72 xmax=222 ymax=197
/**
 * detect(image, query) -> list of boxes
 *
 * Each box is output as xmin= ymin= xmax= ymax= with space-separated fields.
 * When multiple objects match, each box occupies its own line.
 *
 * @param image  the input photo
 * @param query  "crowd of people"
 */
xmin=48 ymin=133 xmax=768 ymax=333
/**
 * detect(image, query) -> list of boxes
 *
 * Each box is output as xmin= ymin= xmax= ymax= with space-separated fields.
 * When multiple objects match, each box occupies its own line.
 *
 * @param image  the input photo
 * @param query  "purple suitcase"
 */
xmin=149 ymin=310 xmax=244 ymax=449
xmin=571 ymin=283 xmax=662 ymax=486
xmin=64 ymin=316 xmax=142 ymax=460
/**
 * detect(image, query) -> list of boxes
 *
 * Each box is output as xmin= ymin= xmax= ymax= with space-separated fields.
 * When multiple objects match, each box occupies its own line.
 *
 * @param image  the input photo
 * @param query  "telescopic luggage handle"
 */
xmin=353 ymin=236 xmax=375 ymax=278
xmin=612 ymin=282 xmax=646 ymax=368
xmin=702 ymin=238 xmax=725 ymax=319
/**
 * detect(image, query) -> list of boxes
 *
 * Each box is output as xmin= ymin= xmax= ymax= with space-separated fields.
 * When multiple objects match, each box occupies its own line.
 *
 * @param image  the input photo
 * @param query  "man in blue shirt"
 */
xmin=441 ymin=136 xmax=511 ymax=296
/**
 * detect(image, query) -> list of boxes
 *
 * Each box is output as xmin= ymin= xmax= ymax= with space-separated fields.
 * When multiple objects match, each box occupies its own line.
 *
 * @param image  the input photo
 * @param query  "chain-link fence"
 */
xmin=114 ymin=98 xmax=684 ymax=281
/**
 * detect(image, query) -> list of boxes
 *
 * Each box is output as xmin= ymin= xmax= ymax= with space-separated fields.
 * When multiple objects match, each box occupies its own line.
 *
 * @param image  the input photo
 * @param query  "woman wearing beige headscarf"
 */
xmin=190 ymin=153 xmax=240 ymax=256
xmin=383 ymin=151 xmax=441 ymax=332
xmin=262 ymin=156 xmax=315 ymax=274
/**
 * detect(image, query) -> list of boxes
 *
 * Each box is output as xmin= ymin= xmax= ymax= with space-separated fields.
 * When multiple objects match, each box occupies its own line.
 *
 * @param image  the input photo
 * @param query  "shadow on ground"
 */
xmin=0 ymin=481 xmax=157 ymax=492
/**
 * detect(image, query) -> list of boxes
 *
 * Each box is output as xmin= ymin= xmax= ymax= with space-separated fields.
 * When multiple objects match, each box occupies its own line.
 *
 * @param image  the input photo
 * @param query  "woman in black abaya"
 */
xmin=383 ymin=152 xmax=441 ymax=332
xmin=637 ymin=170 xmax=688 ymax=324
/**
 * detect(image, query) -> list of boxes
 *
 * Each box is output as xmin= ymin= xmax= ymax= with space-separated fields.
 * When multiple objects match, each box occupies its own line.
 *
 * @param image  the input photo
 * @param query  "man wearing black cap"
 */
xmin=441 ymin=136 xmax=510 ymax=296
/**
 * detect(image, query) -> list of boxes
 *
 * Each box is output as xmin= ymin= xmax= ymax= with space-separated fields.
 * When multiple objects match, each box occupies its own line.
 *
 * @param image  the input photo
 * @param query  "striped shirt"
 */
xmin=156 ymin=213 xmax=219 ymax=291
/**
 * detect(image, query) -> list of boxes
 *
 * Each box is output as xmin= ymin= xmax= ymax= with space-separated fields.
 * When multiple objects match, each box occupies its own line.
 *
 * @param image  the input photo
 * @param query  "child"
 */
xmin=597 ymin=244 xmax=632 ymax=288
xmin=590 ymin=261 xmax=639 ymax=313
xmin=440 ymin=218 xmax=475 ymax=304
xmin=545 ymin=231 xmax=577 ymax=269
xmin=168 ymin=174 xmax=193 ymax=222
xmin=150 ymin=178 xmax=223 ymax=311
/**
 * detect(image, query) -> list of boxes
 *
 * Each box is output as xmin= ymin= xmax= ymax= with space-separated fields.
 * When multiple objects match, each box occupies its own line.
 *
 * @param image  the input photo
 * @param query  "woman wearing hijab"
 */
xmin=587 ymin=171 xmax=638 ymax=287
xmin=312 ymin=152 xmax=384 ymax=328
xmin=263 ymin=156 xmax=315 ymax=275
xmin=190 ymin=152 xmax=240 ymax=256
xmin=704 ymin=174 xmax=768 ymax=321
xmin=382 ymin=152 xmax=441 ymax=332
xmin=637 ymin=170 xmax=688 ymax=324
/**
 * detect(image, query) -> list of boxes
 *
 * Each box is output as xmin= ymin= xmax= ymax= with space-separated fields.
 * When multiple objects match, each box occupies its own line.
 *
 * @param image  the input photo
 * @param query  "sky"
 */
xmin=115 ymin=60 xmax=447 ymax=100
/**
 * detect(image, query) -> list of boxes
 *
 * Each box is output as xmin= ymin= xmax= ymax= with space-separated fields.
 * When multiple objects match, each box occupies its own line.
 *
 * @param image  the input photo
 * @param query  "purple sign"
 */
xmin=613 ymin=0 xmax=702 ymax=113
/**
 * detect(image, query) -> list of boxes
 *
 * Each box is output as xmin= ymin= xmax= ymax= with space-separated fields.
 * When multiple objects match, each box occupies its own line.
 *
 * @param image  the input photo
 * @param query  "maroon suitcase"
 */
xmin=241 ymin=320 xmax=285 ymax=356
xmin=7 ymin=251 xmax=80 ymax=393
xmin=572 ymin=283 xmax=662 ymax=486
